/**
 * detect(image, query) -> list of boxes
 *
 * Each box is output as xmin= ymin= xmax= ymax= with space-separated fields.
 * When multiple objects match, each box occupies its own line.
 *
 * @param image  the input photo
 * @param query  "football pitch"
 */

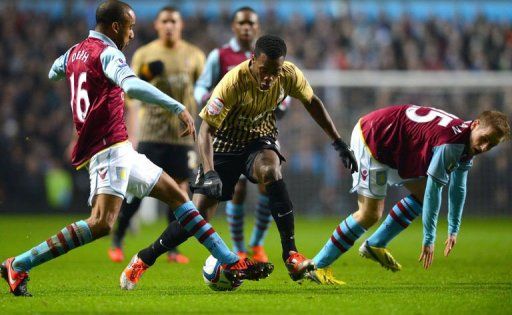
xmin=0 ymin=214 xmax=510 ymax=314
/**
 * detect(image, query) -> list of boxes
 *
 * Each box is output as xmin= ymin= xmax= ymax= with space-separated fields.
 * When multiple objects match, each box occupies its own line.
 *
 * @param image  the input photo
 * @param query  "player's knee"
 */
xmin=86 ymin=217 xmax=114 ymax=237
xmin=258 ymin=165 xmax=282 ymax=185
xmin=362 ymin=210 xmax=382 ymax=226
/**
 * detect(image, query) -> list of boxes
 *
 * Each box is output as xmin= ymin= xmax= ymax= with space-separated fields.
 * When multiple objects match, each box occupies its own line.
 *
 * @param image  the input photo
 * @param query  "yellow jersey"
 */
xmin=199 ymin=60 xmax=313 ymax=152
xmin=130 ymin=40 xmax=205 ymax=145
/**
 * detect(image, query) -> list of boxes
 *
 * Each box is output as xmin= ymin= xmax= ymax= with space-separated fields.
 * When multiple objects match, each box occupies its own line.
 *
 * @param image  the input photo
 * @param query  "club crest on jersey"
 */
xmin=207 ymin=98 xmax=224 ymax=115
xmin=376 ymin=171 xmax=387 ymax=185
xmin=117 ymin=58 xmax=128 ymax=68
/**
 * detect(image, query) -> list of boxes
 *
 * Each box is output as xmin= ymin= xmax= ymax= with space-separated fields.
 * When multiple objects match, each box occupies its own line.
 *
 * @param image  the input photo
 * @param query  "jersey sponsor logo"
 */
xmin=207 ymin=98 xmax=224 ymax=115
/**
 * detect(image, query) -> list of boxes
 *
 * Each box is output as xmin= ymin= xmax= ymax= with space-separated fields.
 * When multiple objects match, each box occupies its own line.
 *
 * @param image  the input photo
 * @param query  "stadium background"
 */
xmin=0 ymin=0 xmax=510 ymax=219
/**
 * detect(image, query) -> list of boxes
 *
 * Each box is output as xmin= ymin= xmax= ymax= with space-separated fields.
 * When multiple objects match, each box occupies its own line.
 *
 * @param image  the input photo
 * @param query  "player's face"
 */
xmin=114 ymin=9 xmax=135 ymax=50
xmin=232 ymin=11 xmax=259 ymax=44
xmin=251 ymin=53 xmax=284 ymax=91
xmin=154 ymin=10 xmax=183 ymax=43
xmin=469 ymin=120 xmax=502 ymax=155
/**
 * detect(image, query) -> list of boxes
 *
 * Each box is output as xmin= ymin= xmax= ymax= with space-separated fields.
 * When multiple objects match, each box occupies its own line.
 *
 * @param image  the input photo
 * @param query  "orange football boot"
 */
xmin=120 ymin=255 xmax=149 ymax=290
xmin=1 ymin=257 xmax=31 ymax=297
xmin=108 ymin=247 xmax=124 ymax=263
xmin=167 ymin=252 xmax=190 ymax=264
xmin=285 ymin=251 xmax=316 ymax=281
xmin=251 ymin=245 xmax=269 ymax=263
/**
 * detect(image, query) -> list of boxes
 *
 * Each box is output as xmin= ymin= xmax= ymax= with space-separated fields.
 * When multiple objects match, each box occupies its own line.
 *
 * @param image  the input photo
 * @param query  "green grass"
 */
xmin=0 ymin=215 xmax=511 ymax=314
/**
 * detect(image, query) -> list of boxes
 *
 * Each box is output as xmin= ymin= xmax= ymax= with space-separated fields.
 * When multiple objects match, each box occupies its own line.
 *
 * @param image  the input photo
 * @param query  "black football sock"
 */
xmin=265 ymin=179 xmax=297 ymax=261
xmin=137 ymin=221 xmax=191 ymax=266
xmin=166 ymin=210 xmax=179 ymax=253
xmin=112 ymin=199 xmax=141 ymax=248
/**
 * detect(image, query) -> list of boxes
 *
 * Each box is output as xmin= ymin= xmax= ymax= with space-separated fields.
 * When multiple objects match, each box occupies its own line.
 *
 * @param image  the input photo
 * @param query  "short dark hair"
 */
xmin=254 ymin=35 xmax=287 ymax=59
xmin=156 ymin=6 xmax=180 ymax=20
xmin=96 ymin=0 xmax=132 ymax=26
xmin=231 ymin=6 xmax=257 ymax=22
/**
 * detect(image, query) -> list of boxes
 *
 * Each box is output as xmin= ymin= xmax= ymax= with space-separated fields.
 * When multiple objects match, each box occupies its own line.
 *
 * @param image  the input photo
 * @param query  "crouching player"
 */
xmin=0 ymin=1 xmax=271 ymax=297
xmin=307 ymin=104 xmax=509 ymax=285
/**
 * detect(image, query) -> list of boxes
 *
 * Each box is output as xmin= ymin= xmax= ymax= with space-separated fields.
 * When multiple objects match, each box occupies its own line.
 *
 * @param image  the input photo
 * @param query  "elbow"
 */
xmin=122 ymin=79 xmax=137 ymax=97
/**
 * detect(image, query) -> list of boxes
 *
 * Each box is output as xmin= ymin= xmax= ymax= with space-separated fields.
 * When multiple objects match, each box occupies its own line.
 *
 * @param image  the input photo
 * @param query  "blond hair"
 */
xmin=477 ymin=110 xmax=511 ymax=141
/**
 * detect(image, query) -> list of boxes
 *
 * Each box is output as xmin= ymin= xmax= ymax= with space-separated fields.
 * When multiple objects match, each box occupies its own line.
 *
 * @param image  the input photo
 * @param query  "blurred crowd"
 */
xmin=0 ymin=3 xmax=511 ymax=214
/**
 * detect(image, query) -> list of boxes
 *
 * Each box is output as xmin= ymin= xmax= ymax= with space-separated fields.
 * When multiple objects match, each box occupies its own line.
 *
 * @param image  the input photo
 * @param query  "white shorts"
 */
xmin=350 ymin=122 xmax=405 ymax=199
xmin=86 ymin=142 xmax=163 ymax=206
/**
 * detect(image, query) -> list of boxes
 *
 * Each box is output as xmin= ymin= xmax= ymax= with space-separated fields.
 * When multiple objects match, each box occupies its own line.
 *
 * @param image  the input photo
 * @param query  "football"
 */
xmin=202 ymin=255 xmax=242 ymax=291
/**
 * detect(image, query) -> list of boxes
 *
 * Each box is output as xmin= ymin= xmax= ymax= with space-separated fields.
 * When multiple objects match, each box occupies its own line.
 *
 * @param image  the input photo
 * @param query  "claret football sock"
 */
xmin=266 ymin=179 xmax=297 ymax=261
xmin=226 ymin=201 xmax=247 ymax=253
xmin=367 ymin=195 xmax=422 ymax=247
xmin=12 ymin=220 xmax=93 ymax=272
xmin=313 ymin=214 xmax=366 ymax=268
xmin=249 ymin=194 xmax=272 ymax=248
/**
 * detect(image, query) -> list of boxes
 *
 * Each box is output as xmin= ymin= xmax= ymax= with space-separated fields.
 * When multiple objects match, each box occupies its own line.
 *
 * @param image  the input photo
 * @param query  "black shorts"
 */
xmin=192 ymin=137 xmax=285 ymax=201
xmin=138 ymin=142 xmax=196 ymax=180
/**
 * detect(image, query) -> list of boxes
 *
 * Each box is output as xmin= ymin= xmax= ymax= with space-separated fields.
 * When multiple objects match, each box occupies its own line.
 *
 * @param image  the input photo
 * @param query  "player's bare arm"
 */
xmin=194 ymin=120 xmax=222 ymax=198
xmin=302 ymin=94 xmax=358 ymax=173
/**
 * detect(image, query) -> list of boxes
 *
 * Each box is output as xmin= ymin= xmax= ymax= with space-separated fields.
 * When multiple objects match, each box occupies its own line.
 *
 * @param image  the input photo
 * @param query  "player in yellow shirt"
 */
xmin=108 ymin=6 xmax=204 ymax=264
xmin=124 ymin=35 xmax=357 ymax=284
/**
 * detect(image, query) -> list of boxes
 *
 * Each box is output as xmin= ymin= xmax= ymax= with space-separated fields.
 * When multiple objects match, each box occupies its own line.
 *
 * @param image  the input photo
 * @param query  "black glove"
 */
xmin=191 ymin=166 xmax=223 ymax=199
xmin=332 ymin=138 xmax=358 ymax=173
xmin=139 ymin=60 xmax=165 ymax=81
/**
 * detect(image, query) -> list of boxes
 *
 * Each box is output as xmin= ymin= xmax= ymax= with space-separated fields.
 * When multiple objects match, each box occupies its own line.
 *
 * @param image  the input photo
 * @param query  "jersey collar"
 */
xmin=89 ymin=30 xmax=118 ymax=49
xmin=229 ymin=37 xmax=253 ymax=57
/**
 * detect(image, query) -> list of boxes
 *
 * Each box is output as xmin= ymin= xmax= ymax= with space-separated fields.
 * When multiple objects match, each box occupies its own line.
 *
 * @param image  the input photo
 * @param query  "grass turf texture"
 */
xmin=0 ymin=215 xmax=510 ymax=314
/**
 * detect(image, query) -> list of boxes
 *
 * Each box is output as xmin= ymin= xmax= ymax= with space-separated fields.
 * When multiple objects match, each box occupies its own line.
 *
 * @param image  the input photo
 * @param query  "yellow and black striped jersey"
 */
xmin=199 ymin=60 xmax=313 ymax=153
xmin=130 ymin=40 xmax=205 ymax=145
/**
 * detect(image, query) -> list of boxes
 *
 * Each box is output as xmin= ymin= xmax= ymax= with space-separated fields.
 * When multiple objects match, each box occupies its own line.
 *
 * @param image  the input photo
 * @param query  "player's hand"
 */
xmin=444 ymin=234 xmax=457 ymax=257
xmin=332 ymin=138 xmax=358 ymax=173
xmin=419 ymin=244 xmax=435 ymax=269
xmin=201 ymin=170 xmax=223 ymax=199
xmin=139 ymin=60 xmax=165 ymax=81
xmin=178 ymin=110 xmax=196 ymax=141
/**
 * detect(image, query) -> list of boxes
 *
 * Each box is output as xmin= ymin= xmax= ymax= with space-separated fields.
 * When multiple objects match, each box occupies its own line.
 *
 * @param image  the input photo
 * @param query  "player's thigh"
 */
xmin=350 ymin=124 xmax=389 ymax=199
xmin=244 ymin=137 xmax=285 ymax=184
xmin=126 ymin=148 xmax=187 ymax=209
xmin=140 ymin=142 xmax=195 ymax=183
xmin=87 ymin=142 xmax=134 ymax=207
xmin=149 ymin=171 xmax=189 ymax=210
xmin=210 ymin=153 xmax=245 ymax=201
xmin=403 ymin=178 xmax=427 ymax=204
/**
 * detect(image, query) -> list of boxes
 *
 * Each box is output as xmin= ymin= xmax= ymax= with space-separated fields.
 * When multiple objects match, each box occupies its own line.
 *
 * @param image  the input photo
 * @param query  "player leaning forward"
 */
xmin=121 ymin=34 xmax=358 ymax=286
xmin=0 ymin=1 xmax=271 ymax=297
xmin=307 ymin=105 xmax=510 ymax=285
